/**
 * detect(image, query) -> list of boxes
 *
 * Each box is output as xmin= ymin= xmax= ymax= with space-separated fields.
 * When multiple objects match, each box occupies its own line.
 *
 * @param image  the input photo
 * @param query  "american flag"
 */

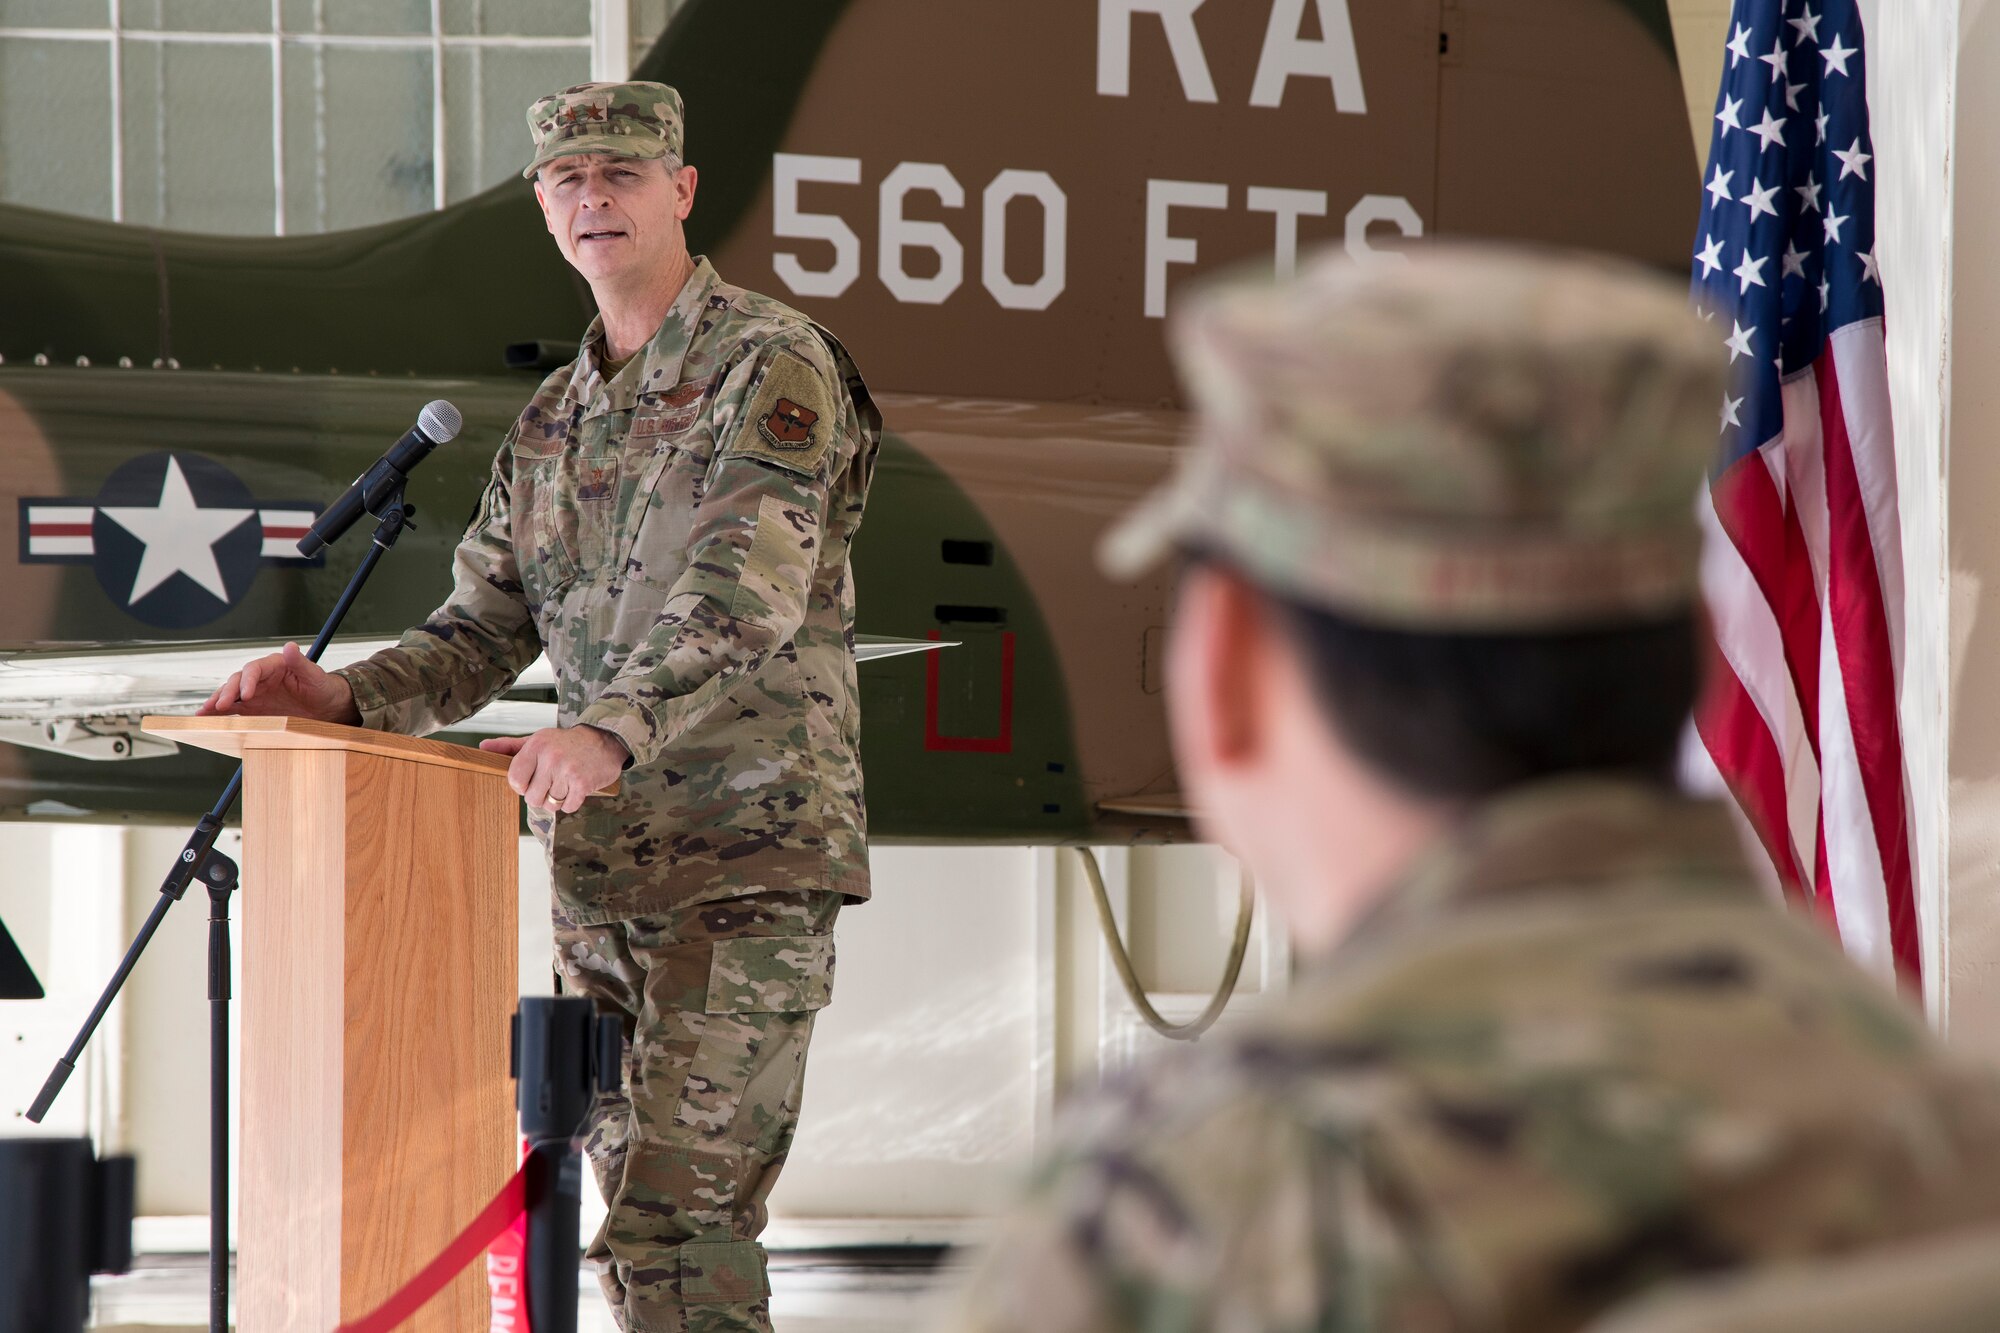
xmin=1690 ymin=0 xmax=1915 ymax=988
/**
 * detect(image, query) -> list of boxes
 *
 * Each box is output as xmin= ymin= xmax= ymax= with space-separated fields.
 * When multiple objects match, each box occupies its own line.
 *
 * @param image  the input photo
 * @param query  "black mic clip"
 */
xmin=297 ymin=399 xmax=460 ymax=559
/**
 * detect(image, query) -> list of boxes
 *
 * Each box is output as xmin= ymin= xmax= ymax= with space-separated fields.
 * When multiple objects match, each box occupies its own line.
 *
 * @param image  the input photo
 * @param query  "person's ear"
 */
xmin=674 ymin=163 xmax=699 ymax=221
xmin=533 ymin=179 xmax=554 ymax=235
xmin=1169 ymin=564 xmax=1266 ymax=771
xmin=1207 ymin=569 xmax=1267 ymax=764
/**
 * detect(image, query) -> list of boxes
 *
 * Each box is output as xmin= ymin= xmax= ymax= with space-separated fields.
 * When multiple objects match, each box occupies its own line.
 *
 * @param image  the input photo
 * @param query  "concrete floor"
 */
xmin=91 ymin=1251 xmax=957 ymax=1332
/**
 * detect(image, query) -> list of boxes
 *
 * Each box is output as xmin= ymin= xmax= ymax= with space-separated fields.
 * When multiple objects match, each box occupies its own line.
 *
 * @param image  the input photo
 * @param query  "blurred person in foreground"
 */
xmin=934 ymin=246 xmax=2000 ymax=1333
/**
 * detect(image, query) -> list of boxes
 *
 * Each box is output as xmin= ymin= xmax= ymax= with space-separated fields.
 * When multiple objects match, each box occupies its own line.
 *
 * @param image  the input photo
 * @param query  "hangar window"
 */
xmin=0 ymin=1 xmax=681 ymax=235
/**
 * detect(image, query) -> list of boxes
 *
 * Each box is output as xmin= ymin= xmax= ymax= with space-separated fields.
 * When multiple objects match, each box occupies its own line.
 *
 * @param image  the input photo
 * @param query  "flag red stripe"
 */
xmin=1813 ymin=812 xmax=1839 ymax=932
xmin=1695 ymin=663 xmax=1808 ymax=902
xmin=1710 ymin=456 xmax=1823 ymax=752
xmin=1816 ymin=357 xmax=1919 ymax=987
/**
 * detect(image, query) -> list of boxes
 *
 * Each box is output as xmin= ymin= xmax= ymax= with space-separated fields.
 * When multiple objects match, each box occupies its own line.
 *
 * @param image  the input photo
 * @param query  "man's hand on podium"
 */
xmin=196 ymin=642 xmax=362 ymax=725
xmin=480 ymin=726 xmax=628 ymax=813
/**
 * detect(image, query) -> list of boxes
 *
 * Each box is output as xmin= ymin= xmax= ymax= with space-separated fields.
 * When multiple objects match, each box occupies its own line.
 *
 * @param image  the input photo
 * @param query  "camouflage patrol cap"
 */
xmin=522 ymin=81 xmax=684 ymax=179
xmin=1101 ymin=245 xmax=1723 ymax=630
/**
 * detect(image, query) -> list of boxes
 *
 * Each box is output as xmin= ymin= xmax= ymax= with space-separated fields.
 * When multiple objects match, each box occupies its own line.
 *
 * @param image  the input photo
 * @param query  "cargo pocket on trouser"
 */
xmin=681 ymin=1238 xmax=772 ymax=1332
xmin=624 ymin=1216 xmax=772 ymax=1320
xmin=616 ymin=934 xmax=835 ymax=1332
xmin=676 ymin=934 xmax=835 ymax=1153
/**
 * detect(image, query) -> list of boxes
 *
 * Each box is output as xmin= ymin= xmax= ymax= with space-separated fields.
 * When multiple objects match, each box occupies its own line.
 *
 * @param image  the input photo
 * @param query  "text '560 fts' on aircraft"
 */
xmin=0 ymin=0 xmax=1694 ymax=838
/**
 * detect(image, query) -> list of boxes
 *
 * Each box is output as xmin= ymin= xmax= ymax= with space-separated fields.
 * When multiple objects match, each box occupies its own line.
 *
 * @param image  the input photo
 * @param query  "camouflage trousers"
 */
xmin=553 ymin=889 xmax=842 ymax=1333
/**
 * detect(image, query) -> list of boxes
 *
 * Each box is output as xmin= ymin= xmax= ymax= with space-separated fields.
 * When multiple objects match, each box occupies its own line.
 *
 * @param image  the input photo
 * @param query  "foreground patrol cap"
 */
xmin=1101 ymin=244 xmax=1723 ymax=630
xmin=523 ymin=81 xmax=684 ymax=179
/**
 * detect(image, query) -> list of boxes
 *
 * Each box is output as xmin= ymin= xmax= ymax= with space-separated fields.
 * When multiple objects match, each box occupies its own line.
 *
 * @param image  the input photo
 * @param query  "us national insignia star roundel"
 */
xmin=20 ymin=452 xmax=321 ymax=629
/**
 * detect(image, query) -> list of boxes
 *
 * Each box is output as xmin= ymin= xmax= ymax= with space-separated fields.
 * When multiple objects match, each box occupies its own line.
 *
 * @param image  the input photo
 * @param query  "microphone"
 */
xmin=297 ymin=399 xmax=463 ymax=558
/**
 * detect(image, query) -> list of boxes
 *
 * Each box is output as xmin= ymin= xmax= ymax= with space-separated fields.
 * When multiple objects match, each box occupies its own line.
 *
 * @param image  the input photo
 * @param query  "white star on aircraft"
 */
xmin=97 ymin=458 xmax=255 ymax=606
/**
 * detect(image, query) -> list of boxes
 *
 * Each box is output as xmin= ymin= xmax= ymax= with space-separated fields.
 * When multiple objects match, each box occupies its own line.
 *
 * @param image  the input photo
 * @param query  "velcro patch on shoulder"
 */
xmin=730 ymin=350 xmax=836 ymax=478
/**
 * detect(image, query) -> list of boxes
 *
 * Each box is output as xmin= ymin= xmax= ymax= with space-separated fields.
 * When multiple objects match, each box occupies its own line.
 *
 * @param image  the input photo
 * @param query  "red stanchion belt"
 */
xmin=332 ymin=1146 xmax=536 ymax=1333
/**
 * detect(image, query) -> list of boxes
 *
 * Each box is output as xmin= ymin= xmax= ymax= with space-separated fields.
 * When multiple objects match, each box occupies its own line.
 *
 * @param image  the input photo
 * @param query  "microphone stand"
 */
xmin=26 ymin=488 xmax=418 ymax=1333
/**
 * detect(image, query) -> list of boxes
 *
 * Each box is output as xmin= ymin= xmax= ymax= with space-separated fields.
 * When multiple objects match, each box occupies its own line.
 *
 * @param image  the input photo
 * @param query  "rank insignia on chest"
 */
xmin=760 ymin=398 xmax=819 ymax=450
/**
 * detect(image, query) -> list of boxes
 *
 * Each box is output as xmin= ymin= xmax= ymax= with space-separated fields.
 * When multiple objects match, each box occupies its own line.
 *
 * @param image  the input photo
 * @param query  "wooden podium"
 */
xmin=146 ymin=716 xmax=520 ymax=1333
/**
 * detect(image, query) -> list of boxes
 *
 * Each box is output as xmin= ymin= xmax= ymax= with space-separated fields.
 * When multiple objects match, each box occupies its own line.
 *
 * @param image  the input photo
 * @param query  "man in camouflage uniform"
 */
xmin=200 ymin=82 xmax=880 ymax=1332
xmin=933 ymin=247 xmax=2000 ymax=1332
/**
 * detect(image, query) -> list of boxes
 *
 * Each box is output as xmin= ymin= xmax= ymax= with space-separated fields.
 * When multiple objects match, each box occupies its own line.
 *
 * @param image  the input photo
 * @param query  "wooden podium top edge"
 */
xmin=142 ymin=715 xmax=514 ymax=780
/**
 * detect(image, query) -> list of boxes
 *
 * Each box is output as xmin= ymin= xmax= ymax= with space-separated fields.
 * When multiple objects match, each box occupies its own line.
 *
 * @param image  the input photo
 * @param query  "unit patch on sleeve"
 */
xmin=733 ymin=350 xmax=837 ymax=479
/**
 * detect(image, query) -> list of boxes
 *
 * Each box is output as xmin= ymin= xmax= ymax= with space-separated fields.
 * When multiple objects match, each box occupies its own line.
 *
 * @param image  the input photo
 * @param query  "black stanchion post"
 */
xmin=511 ymin=997 xmax=620 ymax=1333
xmin=0 ymin=1139 xmax=134 ymax=1333
xmin=199 ymin=847 xmax=239 ymax=1331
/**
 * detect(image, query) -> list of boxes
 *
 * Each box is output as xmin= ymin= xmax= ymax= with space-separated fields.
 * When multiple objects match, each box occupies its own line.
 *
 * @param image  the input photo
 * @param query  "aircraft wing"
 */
xmin=0 ymin=634 xmax=952 ymax=759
